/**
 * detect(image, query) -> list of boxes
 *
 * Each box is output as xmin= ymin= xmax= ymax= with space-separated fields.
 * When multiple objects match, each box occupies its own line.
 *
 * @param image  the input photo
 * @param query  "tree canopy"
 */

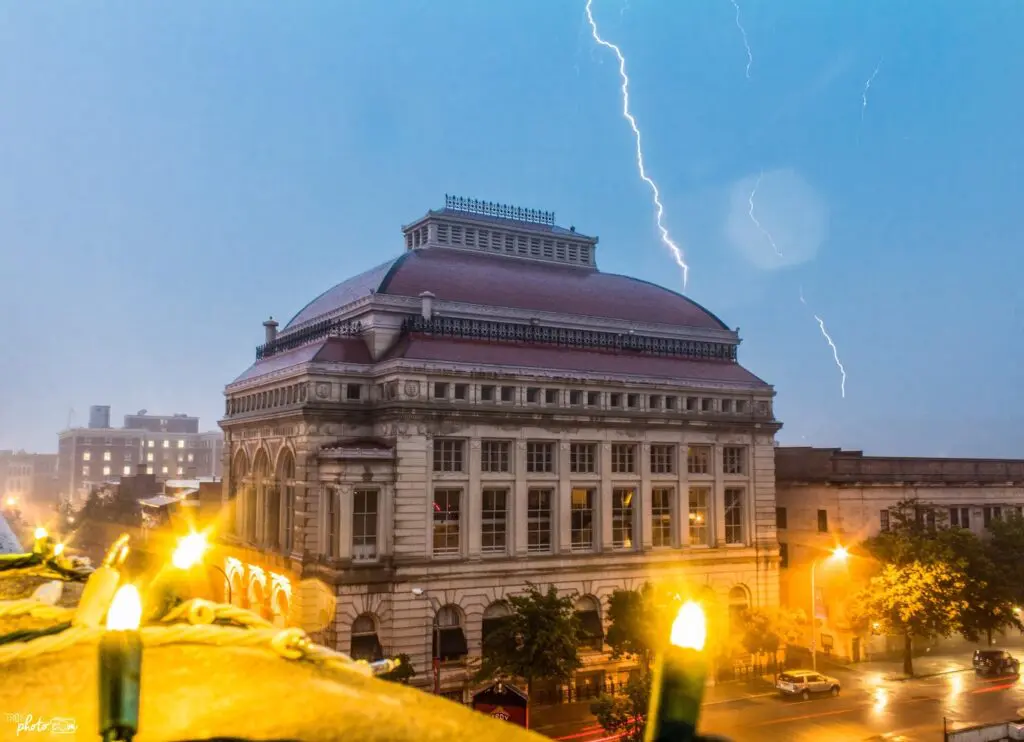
xmin=604 ymin=584 xmax=662 ymax=673
xmin=850 ymin=497 xmax=1024 ymax=675
xmin=476 ymin=583 xmax=581 ymax=694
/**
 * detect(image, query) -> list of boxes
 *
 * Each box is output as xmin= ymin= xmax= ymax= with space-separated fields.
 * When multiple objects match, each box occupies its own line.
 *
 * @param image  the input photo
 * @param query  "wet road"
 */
xmin=553 ymin=670 xmax=1024 ymax=741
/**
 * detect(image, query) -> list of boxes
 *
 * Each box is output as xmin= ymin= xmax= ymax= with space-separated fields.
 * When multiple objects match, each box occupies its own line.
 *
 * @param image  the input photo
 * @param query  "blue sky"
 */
xmin=1 ymin=1 xmax=1021 ymax=456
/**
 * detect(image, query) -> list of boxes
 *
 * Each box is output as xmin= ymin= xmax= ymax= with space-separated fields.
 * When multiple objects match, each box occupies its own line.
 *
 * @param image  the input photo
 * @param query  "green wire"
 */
xmin=0 ymin=620 xmax=72 ymax=646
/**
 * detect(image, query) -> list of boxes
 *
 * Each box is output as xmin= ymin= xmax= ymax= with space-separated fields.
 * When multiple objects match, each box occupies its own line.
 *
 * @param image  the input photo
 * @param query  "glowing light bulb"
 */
xmin=670 ymin=601 xmax=706 ymax=651
xmin=106 ymin=585 xmax=142 ymax=631
xmin=34 ymin=527 xmax=48 ymax=540
xmin=172 ymin=531 xmax=209 ymax=570
xmin=54 ymin=543 xmax=65 ymax=557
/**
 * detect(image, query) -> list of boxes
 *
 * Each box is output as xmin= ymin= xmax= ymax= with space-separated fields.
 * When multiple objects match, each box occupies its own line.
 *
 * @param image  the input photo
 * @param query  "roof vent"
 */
xmin=263 ymin=316 xmax=279 ymax=345
xmin=419 ymin=292 xmax=435 ymax=321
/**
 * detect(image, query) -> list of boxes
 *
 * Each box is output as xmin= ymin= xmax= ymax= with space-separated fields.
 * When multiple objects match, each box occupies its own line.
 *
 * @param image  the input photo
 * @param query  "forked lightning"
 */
xmin=585 ymin=0 xmax=690 ymax=288
xmin=800 ymin=287 xmax=848 ymax=398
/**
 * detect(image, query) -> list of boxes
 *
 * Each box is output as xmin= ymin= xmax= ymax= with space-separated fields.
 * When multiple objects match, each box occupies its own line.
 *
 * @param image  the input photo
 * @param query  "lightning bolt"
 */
xmin=729 ymin=0 xmax=753 ymax=79
xmin=748 ymin=172 xmax=783 ymax=259
xmin=585 ymin=0 xmax=689 ymax=288
xmin=861 ymin=58 xmax=882 ymax=121
xmin=800 ymin=287 xmax=847 ymax=398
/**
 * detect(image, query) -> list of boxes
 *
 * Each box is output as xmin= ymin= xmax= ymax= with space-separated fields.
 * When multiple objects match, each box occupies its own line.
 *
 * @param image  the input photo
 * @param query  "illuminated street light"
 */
xmin=5 ymin=496 xmax=16 ymax=507
xmin=810 ymin=545 xmax=849 ymax=671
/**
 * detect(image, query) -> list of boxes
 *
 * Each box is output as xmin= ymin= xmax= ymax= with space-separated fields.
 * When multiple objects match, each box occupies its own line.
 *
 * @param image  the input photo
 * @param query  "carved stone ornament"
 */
xmin=516 ymin=441 xmax=527 ymax=450
xmin=470 ymin=440 xmax=481 ymax=450
xmin=316 ymin=382 xmax=330 ymax=399
xmin=404 ymin=381 xmax=419 ymax=398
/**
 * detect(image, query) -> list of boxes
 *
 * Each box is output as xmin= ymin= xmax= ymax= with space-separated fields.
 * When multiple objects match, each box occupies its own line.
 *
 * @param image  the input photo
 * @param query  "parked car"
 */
xmin=776 ymin=670 xmax=841 ymax=700
xmin=973 ymin=649 xmax=1020 ymax=677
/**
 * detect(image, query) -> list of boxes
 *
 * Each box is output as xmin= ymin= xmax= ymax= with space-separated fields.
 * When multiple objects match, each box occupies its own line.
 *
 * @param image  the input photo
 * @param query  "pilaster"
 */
xmin=600 ymin=442 xmax=612 ymax=551
xmin=640 ymin=442 xmax=653 ymax=550
xmin=468 ymin=438 xmax=482 ymax=557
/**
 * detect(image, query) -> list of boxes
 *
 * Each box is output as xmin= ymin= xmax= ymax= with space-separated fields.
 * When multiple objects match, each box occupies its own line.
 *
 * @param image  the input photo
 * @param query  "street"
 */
xmin=536 ymin=666 xmax=1024 ymax=741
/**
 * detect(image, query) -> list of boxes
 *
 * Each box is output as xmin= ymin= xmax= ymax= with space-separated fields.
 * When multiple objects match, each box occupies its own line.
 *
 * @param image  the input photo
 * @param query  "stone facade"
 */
xmin=775 ymin=446 xmax=1024 ymax=663
xmin=218 ymin=199 xmax=783 ymax=698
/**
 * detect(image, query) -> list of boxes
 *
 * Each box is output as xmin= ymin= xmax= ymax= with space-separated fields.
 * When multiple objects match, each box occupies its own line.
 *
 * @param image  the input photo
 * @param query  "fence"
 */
xmin=944 ymin=717 xmax=1024 ymax=741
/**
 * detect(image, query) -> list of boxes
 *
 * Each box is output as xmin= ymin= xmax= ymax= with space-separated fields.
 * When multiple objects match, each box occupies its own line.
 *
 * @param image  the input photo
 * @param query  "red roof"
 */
xmin=233 ymin=337 xmax=371 ymax=384
xmin=389 ymin=336 xmax=769 ymax=387
xmin=287 ymin=247 xmax=728 ymax=330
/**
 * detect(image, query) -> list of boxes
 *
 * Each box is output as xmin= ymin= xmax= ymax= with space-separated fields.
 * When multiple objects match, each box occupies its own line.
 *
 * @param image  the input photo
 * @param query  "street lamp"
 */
xmin=810 ymin=545 xmax=849 ymax=671
xmin=411 ymin=587 xmax=442 ymax=694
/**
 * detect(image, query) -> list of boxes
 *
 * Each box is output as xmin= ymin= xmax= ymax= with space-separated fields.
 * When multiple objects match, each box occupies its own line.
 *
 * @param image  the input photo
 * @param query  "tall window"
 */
xmin=352 ymin=488 xmax=378 ymax=561
xmin=433 ymin=489 xmax=461 ymax=555
xmin=481 ymin=488 xmax=508 ymax=554
xmin=433 ymin=440 xmax=464 ymax=472
xmin=724 ymin=488 xmax=744 ymax=544
xmin=571 ymin=488 xmax=595 ymax=551
xmin=611 ymin=487 xmax=635 ymax=549
xmin=776 ymin=507 xmax=788 ymax=529
xmin=526 ymin=442 xmax=554 ymax=473
xmin=279 ymin=450 xmax=296 ymax=552
xmin=950 ymin=507 xmax=970 ymax=529
xmin=570 ymin=443 xmax=596 ymax=474
xmin=251 ymin=450 xmax=270 ymax=544
xmin=652 ymin=487 xmax=673 ymax=547
xmin=610 ymin=444 xmax=636 ymax=474
xmin=879 ymin=509 xmax=890 ymax=532
xmin=650 ymin=445 xmax=675 ymax=474
xmin=688 ymin=486 xmax=710 ymax=545
xmin=527 ymin=488 xmax=553 ymax=553
xmin=481 ymin=440 xmax=510 ymax=473
xmin=723 ymin=446 xmax=747 ymax=475
xmin=687 ymin=446 xmax=711 ymax=474
xmin=817 ymin=509 xmax=828 ymax=533
xmin=325 ymin=487 xmax=338 ymax=558
xmin=779 ymin=542 xmax=789 ymax=569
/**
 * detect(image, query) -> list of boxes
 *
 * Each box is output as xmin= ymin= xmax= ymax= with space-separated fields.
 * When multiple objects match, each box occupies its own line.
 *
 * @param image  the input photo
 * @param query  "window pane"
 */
xmin=725 ymin=487 xmax=744 ymax=545
xmin=481 ymin=488 xmax=508 ymax=554
xmin=528 ymin=488 xmax=552 ymax=553
xmin=433 ymin=489 xmax=461 ymax=555
xmin=352 ymin=488 xmax=378 ymax=561
xmin=433 ymin=440 xmax=464 ymax=472
xmin=688 ymin=486 xmax=709 ymax=545
xmin=571 ymin=488 xmax=594 ymax=551
xmin=652 ymin=487 xmax=673 ymax=547
xmin=612 ymin=487 xmax=635 ymax=549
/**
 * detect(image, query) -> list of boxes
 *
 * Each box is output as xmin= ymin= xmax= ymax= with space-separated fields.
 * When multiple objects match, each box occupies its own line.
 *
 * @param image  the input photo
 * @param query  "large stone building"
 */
xmin=775 ymin=446 xmax=1024 ymax=663
xmin=0 ymin=450 xmax=59 ymax=519
xmin=219 ymin=197 xmax=782 ymax=698
xmin=57 ymin=408 xmax=224 ymax=503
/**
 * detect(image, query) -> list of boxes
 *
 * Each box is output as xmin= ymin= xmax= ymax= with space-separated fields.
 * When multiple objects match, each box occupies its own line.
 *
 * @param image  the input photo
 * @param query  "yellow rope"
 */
xmin=0 ymin=599 xmax=74 ymax=622
xmin=0 ymin=597 xmax=374 ymax=680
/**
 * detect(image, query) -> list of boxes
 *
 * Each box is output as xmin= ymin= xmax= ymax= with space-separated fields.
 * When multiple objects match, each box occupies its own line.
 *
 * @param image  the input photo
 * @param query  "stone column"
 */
xmin=600 ymin=442 xmax=613 ymax=551
xmin=516 ymin=440 xmax=531 ymax=554
xmin=468 ymin=438 xmax=482 ymax=558
xmin=679 ymin=443 xmax=690 ymax=547
xmin=556 ymin=442 xmax=571 ymax=554
xmin=337 ymin=483 xmax=353 ymax=560
xmin=291 ymin=450 xmax=317 ymax=560
xmin=424 ymin=438 xmax=434 ymax=560
xmin=640 ymin=443 xmax=653 ymax=550
xmin=713 ymin=444 xmax=726 ymax=546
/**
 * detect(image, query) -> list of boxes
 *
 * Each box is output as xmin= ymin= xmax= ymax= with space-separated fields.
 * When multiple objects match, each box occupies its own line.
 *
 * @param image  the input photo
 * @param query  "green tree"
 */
xmin=985 ymin=513 xmax=1024 ymax=605
xmin=380 ymin=653 xmax=416 ymax=684
xmin=849 ymin=560 xmax=966 ymax=676
xmin=590 ymin=673 xmax=650 ymax=742
xmin=943 ymin=523 xmax=1024 ymax=645
xmin=605 ymin=585 xmax=661 ymax=673
xmin=476 ymin=583 xmax=581 ymax=695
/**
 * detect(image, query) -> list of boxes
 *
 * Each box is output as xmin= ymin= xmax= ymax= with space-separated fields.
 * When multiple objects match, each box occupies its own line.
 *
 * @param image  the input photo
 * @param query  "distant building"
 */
xmin=57 ymin=408 xmax=223 ymax=504
xmin=775 ymin=446 xmax=1024 ymax=663
xmin=0 ymin=450 xmax=59 ymax=516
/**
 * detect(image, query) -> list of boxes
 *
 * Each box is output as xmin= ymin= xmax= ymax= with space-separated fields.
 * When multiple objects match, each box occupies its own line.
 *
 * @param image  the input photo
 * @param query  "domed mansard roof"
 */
xmin=229 ymin=197 xmax=769 ymax=390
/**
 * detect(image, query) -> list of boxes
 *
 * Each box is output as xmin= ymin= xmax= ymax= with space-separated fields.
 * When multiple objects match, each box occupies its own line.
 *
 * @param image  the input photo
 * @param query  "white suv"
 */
xmin=776 ymin=670 xmax=841 ymax=700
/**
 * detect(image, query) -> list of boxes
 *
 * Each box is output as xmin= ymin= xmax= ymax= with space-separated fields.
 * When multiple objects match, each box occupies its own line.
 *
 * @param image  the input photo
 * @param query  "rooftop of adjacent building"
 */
xmin=232 ymin=196 xmax=771 ymax=392
xmin=776 ymin=446 xmax=1024 ymax=486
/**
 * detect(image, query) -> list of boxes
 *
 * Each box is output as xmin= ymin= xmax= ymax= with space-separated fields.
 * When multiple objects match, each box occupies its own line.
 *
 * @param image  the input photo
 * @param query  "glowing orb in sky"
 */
xmin=725 ymin=168 xmax=829 ymax=270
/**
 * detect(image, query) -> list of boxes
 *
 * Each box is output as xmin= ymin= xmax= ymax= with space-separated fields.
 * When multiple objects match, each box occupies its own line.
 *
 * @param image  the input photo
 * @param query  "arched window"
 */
xmin=728 ymin=585 xmax=750 ymax=631
xmin=575 ymin=595 xmax=603 ymax=651
xmin=481 ymin=601 xmax=513 ymax=654
xmin=433 ymin=605 xmax=468 ymax=662
xmin=278 ymin=449 xmax=296 ymax=553
xmin=350 ymin=613 xmax=383 ymax=661
xmin=272 ymin=588 xmax=290 ymax=629
xmin=229 ymin=449 xmax=249 ymax=537
xmin=250 ymin=450 xmax=270 ymax=545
